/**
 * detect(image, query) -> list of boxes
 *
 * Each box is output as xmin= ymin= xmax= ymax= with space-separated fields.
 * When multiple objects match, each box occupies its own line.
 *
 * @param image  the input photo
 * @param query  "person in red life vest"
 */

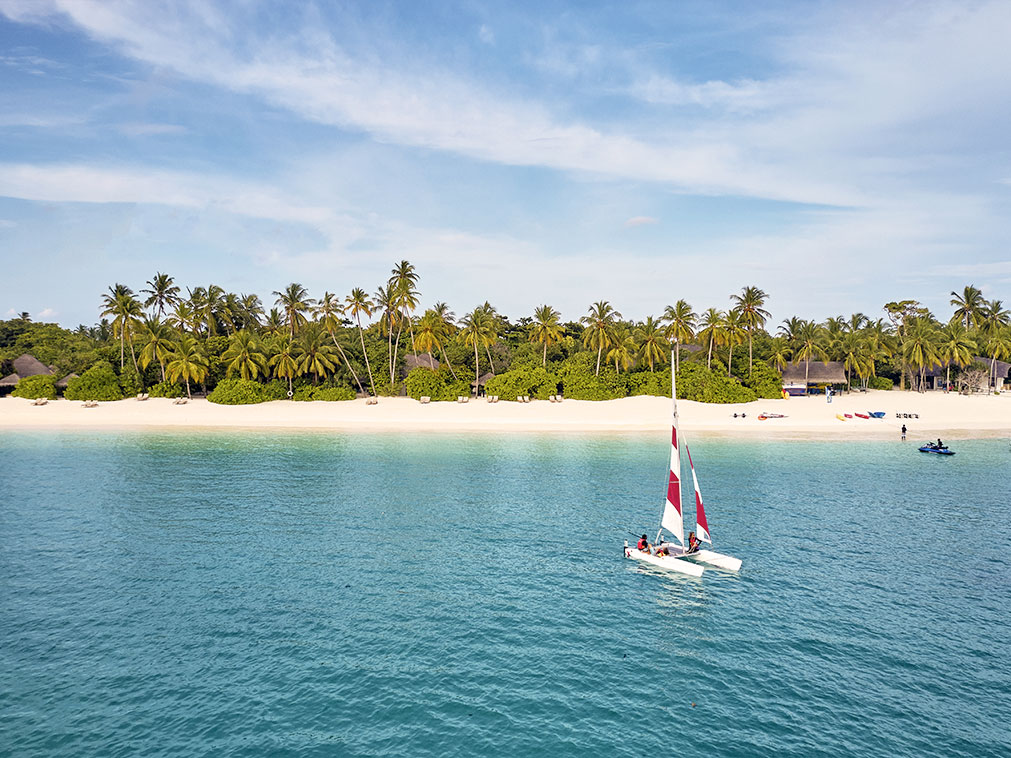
xmin=687 ymin=532 xmax=701 ymax=553
xmin=636 ymin=534 xmax=651 ymax=552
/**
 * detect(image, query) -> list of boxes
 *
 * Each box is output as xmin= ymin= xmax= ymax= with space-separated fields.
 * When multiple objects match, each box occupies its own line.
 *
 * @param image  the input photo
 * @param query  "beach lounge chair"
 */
xmin=83 ymin=400 xmax=98 ymax=408
xmin=32 ymin=397 xmax=48 ymax=406
xmin=420 ymin=396 xmax=431 ymax=404
xmin=174 ymin=397 xmax=188 ymax=405
xmin=137 ymin=393 xmax=149 ymax=401
xmin=365 ymin=397 xmax=378 ymax=405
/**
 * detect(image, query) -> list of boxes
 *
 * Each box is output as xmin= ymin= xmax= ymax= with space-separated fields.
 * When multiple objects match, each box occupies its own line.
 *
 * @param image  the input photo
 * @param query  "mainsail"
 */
xmin=686 ymin=446 xmax=712 ymax=544
xmin=659 ymin=360 xmax=684 ymax=545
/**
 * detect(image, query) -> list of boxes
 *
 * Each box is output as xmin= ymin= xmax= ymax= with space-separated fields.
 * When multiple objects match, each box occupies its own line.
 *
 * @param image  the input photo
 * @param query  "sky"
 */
xmin=1 ymin=0 xmax=1009 ymax=329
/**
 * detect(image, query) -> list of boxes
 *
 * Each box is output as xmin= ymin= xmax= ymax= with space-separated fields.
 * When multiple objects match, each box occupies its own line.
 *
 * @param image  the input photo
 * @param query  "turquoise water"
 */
xmin=1 ymin=431 xmax=1009 ymax=757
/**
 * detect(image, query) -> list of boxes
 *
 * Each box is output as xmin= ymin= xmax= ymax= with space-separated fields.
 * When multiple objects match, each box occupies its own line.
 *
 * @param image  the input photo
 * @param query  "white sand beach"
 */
xmin=2 ymin=391 xmax=1010 ymax=438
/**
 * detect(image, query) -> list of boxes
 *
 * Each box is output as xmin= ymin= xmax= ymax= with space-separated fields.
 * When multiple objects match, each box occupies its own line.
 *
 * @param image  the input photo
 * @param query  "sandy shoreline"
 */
xmin=2 ymin=391 xmax=1010 ymax=439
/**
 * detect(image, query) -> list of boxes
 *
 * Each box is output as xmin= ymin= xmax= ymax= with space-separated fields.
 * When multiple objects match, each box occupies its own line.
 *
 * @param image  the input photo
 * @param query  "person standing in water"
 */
xmin=901 ymin=424 xmax=907 ymax=441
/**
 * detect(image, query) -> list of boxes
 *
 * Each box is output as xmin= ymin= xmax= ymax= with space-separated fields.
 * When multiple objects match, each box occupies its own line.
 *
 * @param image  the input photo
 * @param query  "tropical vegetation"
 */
xmin=2 ymin=272 xmax=1009 ymax=403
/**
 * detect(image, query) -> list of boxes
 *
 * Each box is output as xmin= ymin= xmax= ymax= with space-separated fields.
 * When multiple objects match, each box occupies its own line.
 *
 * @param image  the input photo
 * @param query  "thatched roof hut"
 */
xmin=12 ymin=354 xmax=53 ymax=377
xmin=470 ymin=372 xmax=495 ymax=387
xmin=781 ymin=361 xmax=847 ymax=385
xmin=0 ymin=373 xmax=20 ymax=386
xmin=56 ymin=373 xmax=79 ymax=388
xmin=404 ymin=354 xmax=440 ymax=372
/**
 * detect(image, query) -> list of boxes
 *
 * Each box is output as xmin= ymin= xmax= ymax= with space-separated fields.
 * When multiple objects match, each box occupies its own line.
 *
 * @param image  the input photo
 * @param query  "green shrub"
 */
xmin=628 ymin=369 xmax=671 ymax=397
xmin=868 ymin=376 xmax=893 ymax=390
xmin=676 ymin=363 xmax=757 ymax=404
xmin=558 ymin=355 xmax=628 ymax=400
xmin=148 ymin=380 xmax=185 ymax=398
xmin=12 ymin=374 xmax=57 ymax=400
xmin=261 ymin=380 xmax=290 ymax=401
xmin=405 ymin=368 xmax=445 ymax=400
xmin=374 ymin=380 xmax=403 ymax=397
xmin=484 ymin=366 xmax=560 ymax=400
xmin=118 ymin=364 xmax=142 ymax=396
xmin=293 ymin=385 xmax=356 ymax=401
xmin=64 ymin=361 xmax=125 ymax=401
xmin=207 ymin=378 xmax=268 ymax=405
xmin=743 ymin=361 xmax=783 ymax=399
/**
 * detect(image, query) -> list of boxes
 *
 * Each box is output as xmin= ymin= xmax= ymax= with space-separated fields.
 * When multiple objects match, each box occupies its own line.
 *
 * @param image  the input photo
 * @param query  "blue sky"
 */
xmin=1 ymin=0 xmax=1009 ymax=328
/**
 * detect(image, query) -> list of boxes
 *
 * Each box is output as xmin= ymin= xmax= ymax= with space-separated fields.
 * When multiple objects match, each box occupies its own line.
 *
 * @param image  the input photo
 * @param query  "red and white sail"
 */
xmin=686 ymin=446 xmax=712 ymax=544
xmin=660 ymin=359 xmax=684 ymax=545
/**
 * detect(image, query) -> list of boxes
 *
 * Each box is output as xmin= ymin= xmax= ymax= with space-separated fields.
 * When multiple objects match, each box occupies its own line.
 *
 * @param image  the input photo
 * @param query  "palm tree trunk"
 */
xmin=707 ymin=340 xmax=713 ymax=370
xmin=355 ymin=318 xmax=377 ymax=396
xmin=331 ymin=334 xmax=366 ymax=396
xmin=543 ymin=341 xmax=547 ymax=367
xmin=392 ymin=322 xmax=404 ymax=384
xmin=185 ymin=377 xmax=191 ymax=399
xmin=485 ymin=344 xmax=495 ymax=373
xmin=120 ymin=327 xmax=125 ymax=370
xmin=728 ymin=344 xmax=734 ymax=377
xmin=474 ymin=343 xmax=480 ymax=393
xmin=805 ymin=357 xmax=810 ymax=394
xmin=945 ymin=365 xmax=950 ymax=392
xmin=440 ymin=345 xmax=458 ymax=380
xmin=748 ymin=333 xmax=753 ymax=373
xmin=596 ymin=346 xmax=602 ymax=376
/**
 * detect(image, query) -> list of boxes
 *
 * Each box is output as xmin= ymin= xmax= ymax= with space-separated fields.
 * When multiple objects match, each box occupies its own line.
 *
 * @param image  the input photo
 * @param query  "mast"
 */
xmin=659 ymin=351 xmax=684 ymax=545
xmin=686 ymin=445 xmax=712 ymax=544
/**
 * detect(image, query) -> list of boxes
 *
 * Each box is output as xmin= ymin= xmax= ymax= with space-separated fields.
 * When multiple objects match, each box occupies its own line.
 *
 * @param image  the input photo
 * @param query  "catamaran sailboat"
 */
xmin=624 ymin=354 xmax=743 ymax=576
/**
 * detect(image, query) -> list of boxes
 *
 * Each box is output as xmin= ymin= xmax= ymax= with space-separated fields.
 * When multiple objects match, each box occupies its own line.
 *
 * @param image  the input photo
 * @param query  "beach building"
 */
xmin=403 ymin=354 xmax=440 ymax=373
xmin=923 ymin=357 xmax=1010 ymax=392
xmin=471 ymin=372 xmax=495 ymax=396
xmin=781 ymin=361 xmax=847 ymax=395
xmin=0 ymin=353 xmax=54 ymax=395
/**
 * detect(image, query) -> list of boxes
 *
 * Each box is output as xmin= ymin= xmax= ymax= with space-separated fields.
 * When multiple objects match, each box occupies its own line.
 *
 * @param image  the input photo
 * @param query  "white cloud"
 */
xmin=478 ymin=24 xmax=494 ymax=45
xmin=624 ymin=216 xmax=657 ymax=227
xmin=37 ymin=307 xmax=56 ymax=318
xmin=117 ymin=122 xmax=187 ymax=136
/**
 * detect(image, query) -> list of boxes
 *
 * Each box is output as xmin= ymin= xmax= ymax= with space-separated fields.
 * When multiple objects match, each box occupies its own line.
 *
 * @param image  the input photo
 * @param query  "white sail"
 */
xmin=659 ymin=356 xmax=684 ymax=545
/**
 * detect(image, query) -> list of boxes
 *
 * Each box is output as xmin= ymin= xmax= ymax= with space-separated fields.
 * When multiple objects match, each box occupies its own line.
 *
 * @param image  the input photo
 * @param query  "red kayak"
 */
xmin=855 ymin=413 xmax=870 ymax=419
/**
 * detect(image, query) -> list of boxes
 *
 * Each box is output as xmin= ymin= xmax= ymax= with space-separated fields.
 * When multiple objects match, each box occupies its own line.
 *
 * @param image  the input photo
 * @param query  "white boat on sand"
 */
xmin=625 ymin=353 xmax=742 ymax=576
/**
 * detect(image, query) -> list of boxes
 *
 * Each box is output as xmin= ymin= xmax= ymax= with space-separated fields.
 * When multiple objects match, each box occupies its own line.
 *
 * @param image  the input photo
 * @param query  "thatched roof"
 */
xmin=12 ymin=354 xmax=52 ymax=377
xmin=56 ymin=373 xmax=78 ymax=388
xmin=0 ymin=373 xmax=20 ymax=386
xmin=781 ymin=361 xmax=847 ymax=384
xmin=471 ymin=372 xmax=495 ymax=386
xmin=404 ymin=354 xmax=440 ymax=372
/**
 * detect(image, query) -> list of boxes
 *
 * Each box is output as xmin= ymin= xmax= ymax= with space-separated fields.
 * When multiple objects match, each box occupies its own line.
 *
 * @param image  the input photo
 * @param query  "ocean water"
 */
xmin=1 ymin=430 xmax=1009 ymax=757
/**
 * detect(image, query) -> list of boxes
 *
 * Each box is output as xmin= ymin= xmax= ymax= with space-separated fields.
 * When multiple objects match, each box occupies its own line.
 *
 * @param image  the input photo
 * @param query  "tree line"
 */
xmin=3 ymin=267 xmax=1009 ymax=400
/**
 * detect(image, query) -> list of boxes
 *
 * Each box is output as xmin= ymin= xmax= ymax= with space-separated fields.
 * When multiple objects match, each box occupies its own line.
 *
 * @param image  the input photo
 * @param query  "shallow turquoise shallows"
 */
xmin=1 ymin=431 xmax=1009 ymax=757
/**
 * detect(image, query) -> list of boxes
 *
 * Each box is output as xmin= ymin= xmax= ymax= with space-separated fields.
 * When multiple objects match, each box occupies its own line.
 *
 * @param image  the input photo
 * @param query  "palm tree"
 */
xmin=268 ymin=336 xmax=301 ymax=396
xmin=140 ymin=273 xmax=180 ymax=319
xmin=460 ymin=307 xmax=496 ymax=388
xmin=263 ymin=308 xmax=285 ymax=338
xmin=836 ymin=331 xmax=870 ymax=390
xmin=170 ymin=301 xmax=201 ymax=336
xmin=722 ymin=309 xmax=747 ymax=376
xmin=297 ymin=323 xmax=338 ymax=384
xmin=316 ymin=292 xmax=366 ymax=395
xmin=767 ymin=337 xmax=792 ymax=372
xmin=778 ymin=315 xmax=804 ymax=344
xmin=475 ymin=302 xmax=503 ymax=372
xmin=430 ymin=302 xmax=459 ymax=379
xmin=936 ymin=322 xmax=976 ymax=392
xmin=414 ymin=309 xmax=444 ymax=370
xmin=221 ymin=292 xmax=242 ymax=335
xmin=166 ymin=336 xmax=209 ymax=398
xmin=581 ymin=300 xmax=621 ymax=375
xmin=273 ymin=283 xmax=314 ymax=338
xmin=139 ymin=317 xmax=176 ymax=382
xmin=101 ymin=284 xmax=143 ymax=370
xmin=607 ymin=327 xmax=636 ymax=372
xmin=662 ymin=300 xmax=696 ymax=373
xmin=901 ymin=318 xmax=939 ymax=392
xmin=730 ymin=286 xmax=770 ymax=372
xmin=530 ymin=305 xmax=563 ymax=367
xmin=983 ymin=326 xmax=1011 ymax=389
xmin=346 ymin=287 xmax=378 ymax=396
xmin=221 ymin=330 xmax=269 ymax=380
xmin=634 ymin=316 xmax=667 ymax=372
xmin=697 ymin=308 xmax=725 ymax=370
xmin=238 ymin=293 xmax=265 ymax=331
xmin=950 ymin=285 xmax=985 ymax=329
xmin=374 ymin=283 xmax=398 ymax=383
xmin=389 ymin=260 xmax=421 ymax=378
xmin=793 ymin=320 xmax=829 ymax=393
xmin=198 ymin=284 xmax=225 ymax=336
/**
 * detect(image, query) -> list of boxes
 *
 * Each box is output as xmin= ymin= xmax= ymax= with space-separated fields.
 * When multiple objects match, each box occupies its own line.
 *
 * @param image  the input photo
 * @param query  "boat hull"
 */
xmin=624 ymin=547 xmax=705 ymax=577
xmin=919 ymin=446 xmax=955 ymax=455
xmin=658 ymin=543 xmax=743 ymax=572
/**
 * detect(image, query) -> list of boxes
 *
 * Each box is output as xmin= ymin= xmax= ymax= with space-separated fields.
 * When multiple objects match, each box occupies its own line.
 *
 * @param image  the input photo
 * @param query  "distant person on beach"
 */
xmin=687 ymin=532 xmax=701 ymax=553
xmin=901 ymin=424 xmax=907 ymax=440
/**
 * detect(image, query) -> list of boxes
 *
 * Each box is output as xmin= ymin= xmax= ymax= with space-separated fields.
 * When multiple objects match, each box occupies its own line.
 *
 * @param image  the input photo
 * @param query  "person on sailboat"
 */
xmin=686 ymin=532 xmax=701 ymax=554
xmin=637 ymin=534 xmax=651 ymax=553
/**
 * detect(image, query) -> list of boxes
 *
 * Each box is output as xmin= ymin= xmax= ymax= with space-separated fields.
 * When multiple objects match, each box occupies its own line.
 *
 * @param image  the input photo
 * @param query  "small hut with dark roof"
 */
xmin=781 ymin=361 xmax=847 ymax=395
xmin=403 ymin=354 xmax=440 ymax=374
xmin=12 ymin=354 xmax=53 ymax=378
xmin=923 ymin=356 xmax=1011 ymax=391
xmin=470 ymin=372 xmax=495 ymax=396
xmin=56 ymin=373 xmax=79 ymax=389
